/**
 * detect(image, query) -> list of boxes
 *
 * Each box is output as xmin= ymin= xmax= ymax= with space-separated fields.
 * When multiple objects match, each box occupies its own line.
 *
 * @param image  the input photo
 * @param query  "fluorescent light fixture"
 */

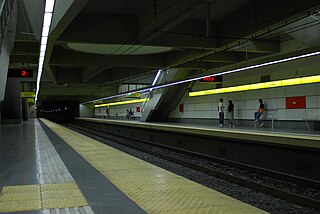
xmin=39 ymin=51 xmax=45 ymax=57
xmin=43 ymin=13 xmax=53 ymax=27
xmin=39 ymin=56 xmax=44 ymax=62
xmin=150 ymin=69 xmax=162 ymax=92
xmin=94 ymin=98 xmax=149 ymax=108
xmin=41 ymin=36 xmax=48 ymax=45
xmin=82 ymin=50 xmax=320 ymax=105
xmin=35 ymin=0 xmax=55 ymax=103
xmin=189 ymin=74 xmax=320 ymax=97
xmin=152 ymin=69 xmax=162 ymax=86
xmin=40 ymin=44 xmax=46 ymax=53
xmin=45 ymin=0 xmax=55 ymax=12
xmin=42 ymin=26 xmax=50 ymax=37
xmin=38 ymin=61 xmax=44 ymax=67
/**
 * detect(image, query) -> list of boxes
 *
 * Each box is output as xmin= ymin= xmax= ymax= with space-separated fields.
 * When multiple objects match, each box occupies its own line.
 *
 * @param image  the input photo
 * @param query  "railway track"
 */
xmin=64 ymin=123 xmax=320 ymax=210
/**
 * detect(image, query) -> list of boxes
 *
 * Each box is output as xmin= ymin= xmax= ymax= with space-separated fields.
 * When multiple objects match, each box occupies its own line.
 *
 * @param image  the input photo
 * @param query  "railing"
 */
xmin=254 ymin=108 xmax=277 ymax=130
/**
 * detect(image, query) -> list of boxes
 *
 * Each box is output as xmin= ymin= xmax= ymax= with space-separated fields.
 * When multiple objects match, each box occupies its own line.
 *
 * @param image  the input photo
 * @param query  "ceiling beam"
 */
xmin=44 ymin=0 xmax=89 ymax=85
xmin=137 ymin=0 xmax=216 ymax=43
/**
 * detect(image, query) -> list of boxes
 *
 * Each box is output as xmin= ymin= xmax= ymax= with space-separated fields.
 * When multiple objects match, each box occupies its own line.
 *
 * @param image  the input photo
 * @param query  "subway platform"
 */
xmin=0 ymin=119 xmax=267 ymax=214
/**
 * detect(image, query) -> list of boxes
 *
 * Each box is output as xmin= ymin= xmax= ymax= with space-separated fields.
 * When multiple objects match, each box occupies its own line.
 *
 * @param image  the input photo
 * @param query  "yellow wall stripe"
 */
xmin=189 ymin=75 xmax=320 ymax=97
xmin=95 ymin=98 xmax=148 ymax=108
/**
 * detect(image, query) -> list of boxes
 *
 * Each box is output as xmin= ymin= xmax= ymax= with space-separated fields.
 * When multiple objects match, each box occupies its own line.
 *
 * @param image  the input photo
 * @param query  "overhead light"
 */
xmin=41 ymin=36 xmax=48 ymax=45
xmin=35 ymin=0 xmax=55 ymax=103
xmin=42 ymin=26 xmax=50 ymax=37
xmin=45 ymin=0 xmax=55 ymax=12
xmin=39 ymin=51 xmax=45 ymax=57
xmin=40 ymin=44 xmax=46 ymax=53
xmin=189 ymin=74 xmax=320 ymax=96
xmin=94 ymin=98 xmax=149 ymax=108
xmin=43 ymin=13 xmax=52 ymax=27
xmin=38 ymin=60 xmax=44 ymax=67
xmin=152 ymin=69 xmax=162 ymax=86
xmin=139 ymin=50 xmax=320 ymax=92
xmin=82 ymin=50 xmax=320 ymax=105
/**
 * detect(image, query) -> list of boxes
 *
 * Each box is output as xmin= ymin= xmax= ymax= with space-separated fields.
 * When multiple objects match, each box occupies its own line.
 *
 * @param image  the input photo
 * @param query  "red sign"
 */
xmin=179 ymin=103 xmax=184 ymax=112
xmin=199 ymin=75 xmax=222 ymax=82
xmin=21 ymin=70 xmax=29 ymax=77
xmin=286 ymin=96 xmax=306 ymax=109
xmin=136 ymin=107 xmax=140 ymax=112
xmin=8 ymin=69 xmax=33 ymax=78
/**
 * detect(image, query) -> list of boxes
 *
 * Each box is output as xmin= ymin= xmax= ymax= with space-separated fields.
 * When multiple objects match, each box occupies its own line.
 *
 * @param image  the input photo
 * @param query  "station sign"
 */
xmin=7 ymin=69 xmax=33 ymax=78
xmin=21 ymin=91 xmax=36 ymax=98
xmin=125 ymin=92 xmax=141 ymax=98
xmin=199 ymin=75 xmax=223 ymax=83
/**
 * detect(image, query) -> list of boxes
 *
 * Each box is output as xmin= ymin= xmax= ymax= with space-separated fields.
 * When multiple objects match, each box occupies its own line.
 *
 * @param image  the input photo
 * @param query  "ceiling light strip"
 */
xmin=94 ymin=98 xmax=149 ymax=108
xmin=35 ymin=0 xmax=55 ymax=103
xmin=189 ymin=74 xmax=320 ymax=97
xmin=82 ymin=49 xmax=320 ymax=105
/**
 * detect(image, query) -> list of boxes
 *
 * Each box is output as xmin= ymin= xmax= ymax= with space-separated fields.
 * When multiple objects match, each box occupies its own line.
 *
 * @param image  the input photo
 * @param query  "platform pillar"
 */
xmin=0 ymin=78 xmax=21 ymax=124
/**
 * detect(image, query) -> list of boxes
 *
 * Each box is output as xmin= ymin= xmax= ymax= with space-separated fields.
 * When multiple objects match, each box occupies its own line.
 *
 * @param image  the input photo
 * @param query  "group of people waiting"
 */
xmin=218 ymin=99 xmax=265 ymax=127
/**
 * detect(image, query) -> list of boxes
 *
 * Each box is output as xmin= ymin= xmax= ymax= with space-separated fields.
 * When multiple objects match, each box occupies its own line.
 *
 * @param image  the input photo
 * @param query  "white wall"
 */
xmin=170 ymin=83 xmax=320 ymax=121
xmin=80 ymin=103 xmax=94 ymax=118
xmin=95 ymin=102 xmax=144 ymax=119
xmin=169 ymin=55 xmax=320 ymax=121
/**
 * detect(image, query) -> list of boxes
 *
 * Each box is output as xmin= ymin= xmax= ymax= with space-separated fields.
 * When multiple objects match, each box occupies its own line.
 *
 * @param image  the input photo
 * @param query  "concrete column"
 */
xmin=28 ymin=103 xmax=37 ymax=118
xmin=79 ymin=103 xmax=94 ymax=118
xmin=0 ymin=78 xmax=22 ymax=124
xmin=21 ymin=98 xmax=28 ymax=121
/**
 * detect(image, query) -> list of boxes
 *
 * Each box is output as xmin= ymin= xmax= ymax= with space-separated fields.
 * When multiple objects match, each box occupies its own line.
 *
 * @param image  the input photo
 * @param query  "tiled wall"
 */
xmin=169 ymin=82 xmax=320 ymax=121
xmin=95 ymin=82 xmax=320 ymax=122
xmin=95 ymin=103 xmax=143 ymax=119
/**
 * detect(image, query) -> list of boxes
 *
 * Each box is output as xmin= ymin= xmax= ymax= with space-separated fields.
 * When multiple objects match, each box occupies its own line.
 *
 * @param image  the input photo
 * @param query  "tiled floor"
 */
xmin=42 ymin=118 xmax=268 ymax=214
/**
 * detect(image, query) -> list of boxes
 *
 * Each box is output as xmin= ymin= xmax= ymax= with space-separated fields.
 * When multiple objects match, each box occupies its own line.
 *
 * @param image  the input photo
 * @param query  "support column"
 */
xmin=79 ymin=103 xmax=95 ymax=118
xmin=0 ymin=78 xmax=21 ymax=124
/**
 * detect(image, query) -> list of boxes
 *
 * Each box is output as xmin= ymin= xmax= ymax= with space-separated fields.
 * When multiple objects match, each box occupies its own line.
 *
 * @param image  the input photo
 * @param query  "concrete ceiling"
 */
xmin=9 ymin=0 xmax=320 ymax=103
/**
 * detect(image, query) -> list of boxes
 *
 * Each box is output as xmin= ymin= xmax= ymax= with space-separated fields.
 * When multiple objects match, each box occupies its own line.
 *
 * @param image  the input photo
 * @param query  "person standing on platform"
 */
xmin=254 ymin=99 xmax=265 ymax=126
xmin=125 ymin=109 xmax=130 ymax=120
xmin=218 ymin=98 xmax=224 ymax=127
xmin=228 ymin=100 xmax=235 ymax=127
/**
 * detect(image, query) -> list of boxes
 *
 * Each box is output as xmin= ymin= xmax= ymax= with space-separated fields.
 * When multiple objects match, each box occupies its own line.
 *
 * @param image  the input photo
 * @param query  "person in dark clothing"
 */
xmin=228 ymin=100 xmax=235 ymax=127
xmin=254 ymin=99 xmax=265 ymax=126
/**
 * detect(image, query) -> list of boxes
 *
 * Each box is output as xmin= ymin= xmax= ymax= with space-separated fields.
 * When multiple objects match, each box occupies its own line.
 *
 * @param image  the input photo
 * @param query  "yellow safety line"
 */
xmin=41 ymin=118 xmax=268 ymax=214
xmin=0 ymin=183 xmax=88 ymax=212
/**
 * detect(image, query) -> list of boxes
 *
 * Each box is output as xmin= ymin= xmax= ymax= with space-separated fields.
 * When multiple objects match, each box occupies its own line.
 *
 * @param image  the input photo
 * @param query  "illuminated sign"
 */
xmin=189 ymin=74 xmax=320 ymax=97
xmin=21 ymin=92 xmax=36 ymax=98
xmin=8 ymin=69 xmax=33 ymax=78
xmin=199 ymin=75 xmax=223 ymax=83
xmin=125 ymin=92 xmax=141 ymax=98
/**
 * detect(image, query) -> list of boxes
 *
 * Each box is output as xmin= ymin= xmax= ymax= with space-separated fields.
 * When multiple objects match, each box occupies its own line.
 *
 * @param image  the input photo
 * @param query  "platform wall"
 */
xmin=169 ymin=54 xmax=320 ymax=128
xmin=95 ymin=103 xmax=143 ymax=120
